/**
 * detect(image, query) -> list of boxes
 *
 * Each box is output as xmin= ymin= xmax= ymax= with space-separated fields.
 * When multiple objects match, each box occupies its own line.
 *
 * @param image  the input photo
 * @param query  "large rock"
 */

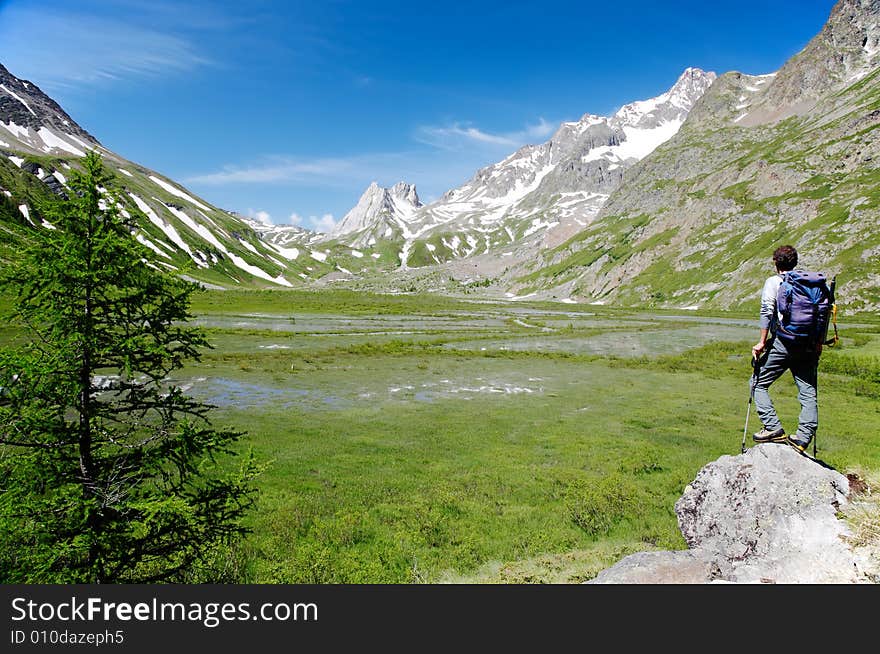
xmin=590 ymin=444 xmax=874 ymax=583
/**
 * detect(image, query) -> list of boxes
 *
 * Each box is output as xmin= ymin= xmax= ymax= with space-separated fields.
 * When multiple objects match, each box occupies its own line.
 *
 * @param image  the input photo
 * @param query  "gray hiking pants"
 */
xmin=754 ymin=336 xmax=820 ymax=443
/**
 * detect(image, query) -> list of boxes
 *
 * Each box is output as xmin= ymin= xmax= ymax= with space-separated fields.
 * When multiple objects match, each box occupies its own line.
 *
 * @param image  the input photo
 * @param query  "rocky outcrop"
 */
xmin=0 ymin=63 xmax=98 ymax=146
xmin=590 ymin=444 xmax=878 ymax=583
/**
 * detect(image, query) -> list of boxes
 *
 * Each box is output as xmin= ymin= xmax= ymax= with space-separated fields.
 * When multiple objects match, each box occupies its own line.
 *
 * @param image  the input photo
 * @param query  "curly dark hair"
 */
xmin=773 ymin=245 xmax=798 ymax=272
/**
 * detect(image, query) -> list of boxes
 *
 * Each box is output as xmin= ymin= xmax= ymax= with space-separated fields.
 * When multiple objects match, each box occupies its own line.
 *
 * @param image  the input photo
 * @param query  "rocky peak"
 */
xmin=329 ymin=181 xmax=422 ymax=240
xmin=0 ymin=62 xmax=98 ymax=145
xmin=612 ymin=67 xmax=717 ymax=130
xmin=389 ymin=181 xmax=422 ymax=207
xmin=755 ymin=0 xmax=880 ymax=119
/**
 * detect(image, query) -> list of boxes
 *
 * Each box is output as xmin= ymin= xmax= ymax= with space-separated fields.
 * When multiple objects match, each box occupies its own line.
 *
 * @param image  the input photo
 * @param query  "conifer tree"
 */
xmin=0 ymin=152 xmax=258 ymax=582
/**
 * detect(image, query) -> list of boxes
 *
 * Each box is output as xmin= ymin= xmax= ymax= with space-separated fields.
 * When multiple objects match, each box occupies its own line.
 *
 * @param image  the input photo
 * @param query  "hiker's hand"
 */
xmin=752 ymin=341 xmax=766 ymax=358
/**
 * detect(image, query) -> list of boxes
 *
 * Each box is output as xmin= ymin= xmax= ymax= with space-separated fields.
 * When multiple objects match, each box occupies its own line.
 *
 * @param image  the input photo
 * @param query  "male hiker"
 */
xmin=750 ymin=245 xmax=827 ymax=453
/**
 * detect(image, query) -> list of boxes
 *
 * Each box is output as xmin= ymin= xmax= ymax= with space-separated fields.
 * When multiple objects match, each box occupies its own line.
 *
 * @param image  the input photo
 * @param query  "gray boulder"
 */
xmin=590 ymin=444 xmax=875 ymax=583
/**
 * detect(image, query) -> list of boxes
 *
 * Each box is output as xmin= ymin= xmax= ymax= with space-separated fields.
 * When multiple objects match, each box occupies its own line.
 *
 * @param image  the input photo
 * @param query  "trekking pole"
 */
xmin=741 ymin=353 xmax=760 ymax=454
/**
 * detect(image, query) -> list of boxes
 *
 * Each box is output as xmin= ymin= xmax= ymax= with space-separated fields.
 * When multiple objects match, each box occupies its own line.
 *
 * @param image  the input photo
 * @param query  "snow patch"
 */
xmin=18 ymin=204 xmax=34 ymax=225
xmin=165 ymin=204 xmax=291 ymax=285
xmin=238 ymin=239 xmax=259 ymax=255
xmin=268 ymin=243 xmax=300 ymax=260
xmin=136 ymin=232 xmax=172 ymax=259
xmin=582 ymin=119 xmax=683 ymax=164
xmin=37 ymin=128 xmax=86 ymax=156
xmin=1 ymin=121 xmax=29 ymax=139
xmin=148 ymin=175 xmax=212 ymax=212
xmin=310 ymin=250 xmax=327 ymax=262
xmin=128 ymin=193 xmax=198 ymax=262
xmin=118 ymin=168 xmax=133 ymax=177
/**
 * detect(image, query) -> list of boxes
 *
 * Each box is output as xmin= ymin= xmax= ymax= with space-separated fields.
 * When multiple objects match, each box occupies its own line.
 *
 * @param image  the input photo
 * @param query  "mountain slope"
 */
xmin=391 ymin=68 xmax=716 ymax=270
xmin=512 ymin=0 xmax=880 ymax=312
xmin=327 ymin=181 xmax=423 ymax=256
xmin=0 ymin=63 xmax=336 ymax=289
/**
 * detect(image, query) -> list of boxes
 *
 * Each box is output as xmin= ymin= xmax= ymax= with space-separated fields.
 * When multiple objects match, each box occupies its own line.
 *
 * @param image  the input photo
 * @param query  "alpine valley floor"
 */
xmin=6 ymin=289 xmax=878 ymax=582
xmin=164 ymin=289 xmax=879 ymax=583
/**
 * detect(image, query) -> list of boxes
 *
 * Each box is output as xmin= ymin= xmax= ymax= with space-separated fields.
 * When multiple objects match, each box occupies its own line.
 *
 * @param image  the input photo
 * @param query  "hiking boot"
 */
xmin=787 ymin=436 xmax=811 ymax=453
xmin=753 ymin=427 xmax=786 ymax=443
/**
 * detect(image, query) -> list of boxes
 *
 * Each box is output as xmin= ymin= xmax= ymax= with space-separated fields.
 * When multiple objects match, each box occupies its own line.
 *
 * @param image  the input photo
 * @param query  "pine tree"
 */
xmin=0 ymin=152 xmax=258 ymax=582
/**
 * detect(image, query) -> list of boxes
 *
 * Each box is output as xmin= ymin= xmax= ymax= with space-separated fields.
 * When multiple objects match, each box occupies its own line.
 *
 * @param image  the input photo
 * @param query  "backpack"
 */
xmin=775 ymin=270 xmax=834 ymax=348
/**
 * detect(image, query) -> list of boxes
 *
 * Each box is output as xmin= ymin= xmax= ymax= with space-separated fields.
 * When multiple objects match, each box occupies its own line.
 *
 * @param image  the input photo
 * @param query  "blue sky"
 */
xmin=0 ymin=0 xmax=838 ymax=231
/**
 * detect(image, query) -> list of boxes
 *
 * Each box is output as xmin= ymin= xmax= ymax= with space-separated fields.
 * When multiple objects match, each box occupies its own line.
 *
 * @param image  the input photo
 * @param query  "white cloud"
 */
xmin=288 ymin=212 xmax=303 ymax=226
xmin=311 ymin=213 xmax=337 ymax=233
xmin=246 ymin=209 xmax=273 ymax=225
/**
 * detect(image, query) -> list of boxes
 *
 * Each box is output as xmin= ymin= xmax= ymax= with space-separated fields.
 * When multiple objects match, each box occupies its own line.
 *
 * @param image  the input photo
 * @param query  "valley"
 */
xmin=0 ymin=0 xmax=878 ymax=585
xmin=156 ymin=288 xmax=880 ymax=582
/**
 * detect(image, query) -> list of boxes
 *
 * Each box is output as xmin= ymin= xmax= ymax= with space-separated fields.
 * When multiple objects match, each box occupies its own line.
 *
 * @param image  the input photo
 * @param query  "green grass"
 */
xmin=163 ymin=292 xmax=880 ymax=583
xmin=4 ymin=281 xmax=877 ymax=583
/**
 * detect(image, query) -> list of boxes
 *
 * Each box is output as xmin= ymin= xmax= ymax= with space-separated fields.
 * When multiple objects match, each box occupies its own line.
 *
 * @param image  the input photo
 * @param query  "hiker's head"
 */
xmin=772 ymin=245 xmax=798 ymax=272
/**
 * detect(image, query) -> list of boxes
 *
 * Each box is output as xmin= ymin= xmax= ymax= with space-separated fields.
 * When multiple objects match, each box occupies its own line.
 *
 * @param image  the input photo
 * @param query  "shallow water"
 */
xmin=184 ymin=372 xmax=546 ymax=409
xmin=443 ymin=324 xmax=755 ymax=357
xmin=190 ymin=312 xmax=510 ymax=334
xmin=188 ymin=377 xmax=346 ymax=410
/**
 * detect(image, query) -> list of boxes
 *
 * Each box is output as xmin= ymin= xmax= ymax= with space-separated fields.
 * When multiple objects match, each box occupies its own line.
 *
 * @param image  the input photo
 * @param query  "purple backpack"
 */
xmin=776 ymin=270 xmax=833 ymax=347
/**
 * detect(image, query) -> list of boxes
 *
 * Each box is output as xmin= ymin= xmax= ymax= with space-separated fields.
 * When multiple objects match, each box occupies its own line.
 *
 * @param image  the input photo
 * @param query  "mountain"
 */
xmin=510 ymin=0 xmax=880 ymax=312
xmin=387 ymin=67 xmax=716 ymax=270
xmin=0 ymin=64 xmax=99 ymax=158
xmin=327 ymin=181 xmax=423 ymax=253
xmin=0 ymin=63 xmax=335 ymax=288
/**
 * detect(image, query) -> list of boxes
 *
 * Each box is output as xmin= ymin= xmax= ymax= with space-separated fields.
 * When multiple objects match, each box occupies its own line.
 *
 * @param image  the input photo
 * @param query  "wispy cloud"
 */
xmin=0 ymin=3 xmax=211 ymax=89
xmin=184 ymin=150 xmax=485 ymax=203
xmin=414 ymin=118 xmax=556 ymax=151
xmin=184 ymin=116 xmax=562 ymax=224
xmin=186 ymin=116 xmax=561 ymax=192
xmin=186 ymin=156 xmax=359 ymax=186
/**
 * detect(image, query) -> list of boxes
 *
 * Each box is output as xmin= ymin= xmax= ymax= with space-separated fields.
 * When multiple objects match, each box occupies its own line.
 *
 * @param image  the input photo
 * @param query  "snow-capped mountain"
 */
xmin=513 ymin=0 xmax=880 ymax=310
xmin=390 ymin=67 xmax=716 ymax=267
xmin=327 ymin=181 xmax=422 ymax=249
xmin=0 ymin=63 xmax=335 ymax=288
xmin=0 ymin=64 xmax=99 ymax=158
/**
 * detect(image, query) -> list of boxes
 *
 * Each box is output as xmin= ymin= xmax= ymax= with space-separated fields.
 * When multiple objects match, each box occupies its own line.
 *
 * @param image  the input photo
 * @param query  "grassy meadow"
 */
xmin=169 ymin=289 xmax=880 ymax=583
